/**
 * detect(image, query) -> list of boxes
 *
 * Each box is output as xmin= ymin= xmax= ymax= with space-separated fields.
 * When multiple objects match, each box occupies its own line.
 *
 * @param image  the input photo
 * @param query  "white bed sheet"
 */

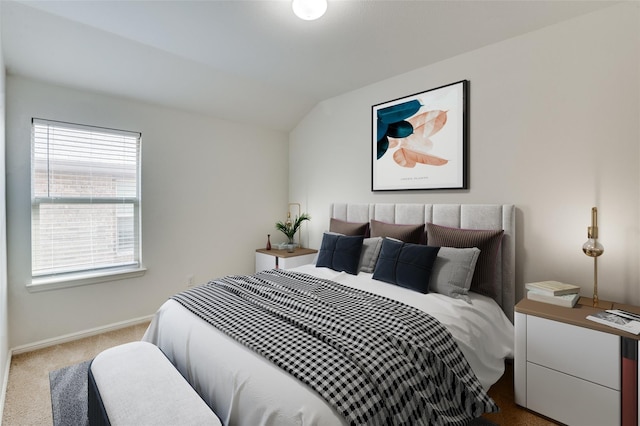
xmin=142 ymin=265 xmax=514 ymax=426
xmin=293 ymin=265 xmax=515 ymax=389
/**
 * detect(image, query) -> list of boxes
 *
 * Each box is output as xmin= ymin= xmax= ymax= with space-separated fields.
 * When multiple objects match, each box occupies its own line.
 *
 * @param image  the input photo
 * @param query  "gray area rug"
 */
xmin=49 ymin=360 xmax=91 ymax=426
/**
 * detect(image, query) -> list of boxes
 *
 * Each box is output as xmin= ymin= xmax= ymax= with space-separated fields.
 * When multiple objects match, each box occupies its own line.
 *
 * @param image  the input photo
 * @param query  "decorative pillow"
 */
xmin=372 ymin=238 xmax=440 ymax=293
xmin=316 ymin=233 xmax=364 ymax=275
xmin=329 ymin=218 xmax=370 ymax=237
xmin=426 ymin=223 xmax=504 ymax=299
xmin=358 ymin=237 xmax=383 ymax=273
xmin=429 ymin=247 xmax=481 ymax=302
xmin=370 ymin=220 xmax=425 ymax=244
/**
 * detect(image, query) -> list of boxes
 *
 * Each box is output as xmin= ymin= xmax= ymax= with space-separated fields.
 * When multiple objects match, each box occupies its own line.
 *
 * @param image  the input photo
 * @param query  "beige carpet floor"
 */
xmin=2 ymin=320 xmax=557 ymax=426
xmin=2 ymin=322 xmax=149 ymax=425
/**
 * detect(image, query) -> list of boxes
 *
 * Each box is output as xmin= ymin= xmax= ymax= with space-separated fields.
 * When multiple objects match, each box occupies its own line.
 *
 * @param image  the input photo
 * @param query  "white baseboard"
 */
xmin=0 ymin=350 xmax=11 ymax=424
xmin=10 ymin=315 xmax=154 ymax=355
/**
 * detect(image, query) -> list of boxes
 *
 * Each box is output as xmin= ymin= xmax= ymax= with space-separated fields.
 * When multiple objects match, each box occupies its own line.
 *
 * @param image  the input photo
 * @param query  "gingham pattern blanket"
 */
xmin=172 ymin=269 xmax=498 ymax=425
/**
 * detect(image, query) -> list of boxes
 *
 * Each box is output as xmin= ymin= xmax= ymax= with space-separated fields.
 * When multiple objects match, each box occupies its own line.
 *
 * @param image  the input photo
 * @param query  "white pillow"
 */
xmin=358 ymin=237 xmax=383 ymax=273
xmin=429 ymin=247 xmax=480 ymax=302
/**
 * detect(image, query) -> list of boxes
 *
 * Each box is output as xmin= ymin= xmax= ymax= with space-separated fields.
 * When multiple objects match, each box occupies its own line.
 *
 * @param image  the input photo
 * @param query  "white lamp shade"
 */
xmin=292 ymin=0 xmax=327 ymax=21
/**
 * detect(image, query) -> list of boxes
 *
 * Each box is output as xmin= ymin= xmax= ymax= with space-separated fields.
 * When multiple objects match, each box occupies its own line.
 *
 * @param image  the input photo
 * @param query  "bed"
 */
xmin=142 ymin=203 xmax=515 ymax=425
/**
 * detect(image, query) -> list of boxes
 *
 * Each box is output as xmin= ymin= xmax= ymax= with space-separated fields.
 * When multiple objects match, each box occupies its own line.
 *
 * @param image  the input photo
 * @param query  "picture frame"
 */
xmin=372 ymin=80 xmax=468 ymax=191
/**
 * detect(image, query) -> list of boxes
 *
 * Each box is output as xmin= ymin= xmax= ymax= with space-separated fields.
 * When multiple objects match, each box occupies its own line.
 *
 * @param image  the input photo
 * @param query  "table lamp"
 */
xmin=582 ymin=207 xmax=604 ymax=307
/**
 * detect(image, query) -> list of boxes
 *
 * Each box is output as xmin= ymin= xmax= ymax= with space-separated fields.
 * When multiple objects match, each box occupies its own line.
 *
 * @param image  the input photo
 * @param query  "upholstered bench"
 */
xmin=88 ymin=341 xmax=221 ymax=426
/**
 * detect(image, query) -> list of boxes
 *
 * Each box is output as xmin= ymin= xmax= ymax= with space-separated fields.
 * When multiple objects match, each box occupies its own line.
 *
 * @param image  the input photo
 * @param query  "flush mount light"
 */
xmin=292 ymin=0 xmax=327 ymax=21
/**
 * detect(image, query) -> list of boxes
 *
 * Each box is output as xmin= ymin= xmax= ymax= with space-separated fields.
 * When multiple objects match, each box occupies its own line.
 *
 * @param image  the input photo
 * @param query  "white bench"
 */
xmin=88 ymin=341 xmax=221 ymax=426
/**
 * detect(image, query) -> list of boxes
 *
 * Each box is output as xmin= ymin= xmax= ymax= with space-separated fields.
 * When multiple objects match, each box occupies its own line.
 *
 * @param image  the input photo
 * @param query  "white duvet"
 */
xmin=142 ymin=265 xmax=514 ymax=426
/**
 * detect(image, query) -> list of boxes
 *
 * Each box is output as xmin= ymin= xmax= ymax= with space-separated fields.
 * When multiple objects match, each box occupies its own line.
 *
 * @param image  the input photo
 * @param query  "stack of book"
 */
xmin=525 ymin=280 xmax=580 ymax=307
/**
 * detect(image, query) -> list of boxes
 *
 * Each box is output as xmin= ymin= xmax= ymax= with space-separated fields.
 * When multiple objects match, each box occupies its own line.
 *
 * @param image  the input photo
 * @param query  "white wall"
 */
xmin=290 ymin=3 xmax=640 ymax=305
xmin=0 ymin=0 xmax=11 ymax=414
xmin=6 ymin=76 xmax=289 ymax=348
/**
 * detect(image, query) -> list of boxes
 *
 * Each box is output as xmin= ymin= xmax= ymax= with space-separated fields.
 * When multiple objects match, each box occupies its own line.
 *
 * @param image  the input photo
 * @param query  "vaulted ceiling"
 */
xmin=1 ymin=0 xmax=617 ymax=132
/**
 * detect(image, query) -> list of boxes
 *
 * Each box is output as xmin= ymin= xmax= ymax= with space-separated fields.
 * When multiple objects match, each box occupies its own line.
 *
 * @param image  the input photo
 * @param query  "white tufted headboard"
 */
xmin=330 ymin=203 xmax=516 ymax=322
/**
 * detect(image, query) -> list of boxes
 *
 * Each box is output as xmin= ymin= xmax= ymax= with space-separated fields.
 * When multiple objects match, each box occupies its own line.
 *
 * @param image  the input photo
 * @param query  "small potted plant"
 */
xmin=275 ymin=213 xmax=310 ymax=252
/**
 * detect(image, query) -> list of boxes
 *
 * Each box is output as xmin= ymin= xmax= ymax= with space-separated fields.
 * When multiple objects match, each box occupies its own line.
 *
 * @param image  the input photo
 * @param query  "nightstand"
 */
xmin=515 ymin=297 xmax=640 ymax=426
xmin=255 ymin=248 xmax=318 ymax=273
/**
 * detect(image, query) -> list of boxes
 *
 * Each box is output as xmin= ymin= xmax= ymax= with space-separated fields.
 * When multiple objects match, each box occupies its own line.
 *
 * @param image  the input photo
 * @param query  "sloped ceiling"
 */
xmin=1 ymin=0 xmax=617 ymax=132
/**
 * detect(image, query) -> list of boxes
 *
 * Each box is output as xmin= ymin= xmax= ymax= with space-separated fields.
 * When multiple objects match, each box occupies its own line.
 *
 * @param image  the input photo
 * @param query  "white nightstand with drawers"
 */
xmin=255 ymin=248 xmax=317 ymax=273
xmin=515 ymin=297 xmax=639 ymax=426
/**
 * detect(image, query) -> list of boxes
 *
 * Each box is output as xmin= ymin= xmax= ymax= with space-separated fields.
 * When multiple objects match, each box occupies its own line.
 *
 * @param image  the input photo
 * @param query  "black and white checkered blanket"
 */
xmin=172 ymin=269 xmax=498 ymax=425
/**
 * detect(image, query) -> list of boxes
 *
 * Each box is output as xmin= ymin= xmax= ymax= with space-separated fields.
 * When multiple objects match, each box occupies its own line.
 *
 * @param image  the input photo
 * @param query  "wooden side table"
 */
xmin=255 ymin=248 xmax=318 ymax=273
xmin=515 ymin=297 xmax=640 ymax=426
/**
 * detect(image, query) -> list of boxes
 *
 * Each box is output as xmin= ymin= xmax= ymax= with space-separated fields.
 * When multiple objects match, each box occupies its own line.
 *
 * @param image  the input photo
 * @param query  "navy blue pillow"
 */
xmin=372 ymin=238 xmax=440 ymax=293
xmin=316 ymin=233 xmax=364 ymax=275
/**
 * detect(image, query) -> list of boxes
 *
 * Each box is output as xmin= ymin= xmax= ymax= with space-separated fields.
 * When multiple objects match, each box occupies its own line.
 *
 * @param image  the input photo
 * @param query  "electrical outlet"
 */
xmin=187 ymin=274 xmax=195 ymax=287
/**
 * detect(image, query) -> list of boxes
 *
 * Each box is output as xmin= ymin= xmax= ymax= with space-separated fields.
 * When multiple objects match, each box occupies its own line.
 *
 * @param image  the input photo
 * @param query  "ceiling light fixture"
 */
xmin=292 ymin=0 xmax=327 ymax=21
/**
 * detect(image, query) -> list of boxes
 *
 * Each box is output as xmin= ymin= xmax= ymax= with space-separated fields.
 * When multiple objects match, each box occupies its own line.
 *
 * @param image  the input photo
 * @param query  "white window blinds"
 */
xmin=31 ymin=118 xmax=142 ymax=279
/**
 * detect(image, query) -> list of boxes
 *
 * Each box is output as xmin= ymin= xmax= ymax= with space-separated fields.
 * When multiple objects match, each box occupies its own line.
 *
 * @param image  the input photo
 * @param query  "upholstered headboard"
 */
xmin=330 ymin=203 xmax=516 ymax=322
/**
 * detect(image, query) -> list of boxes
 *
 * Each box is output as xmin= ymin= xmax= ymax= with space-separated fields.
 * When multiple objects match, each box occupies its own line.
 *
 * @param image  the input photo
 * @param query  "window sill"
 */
xmin=27 ymin=266 xmax=147 ymax=293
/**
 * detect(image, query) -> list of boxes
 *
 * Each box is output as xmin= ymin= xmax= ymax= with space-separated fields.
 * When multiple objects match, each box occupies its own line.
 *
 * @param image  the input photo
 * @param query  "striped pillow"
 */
xmin=426 ymin=223 xmax=504 ymax=299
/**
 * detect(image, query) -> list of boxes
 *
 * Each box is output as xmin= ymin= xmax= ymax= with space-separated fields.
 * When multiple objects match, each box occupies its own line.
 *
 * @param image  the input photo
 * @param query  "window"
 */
xmin=31 ymin=118 xmax=143 ymax=289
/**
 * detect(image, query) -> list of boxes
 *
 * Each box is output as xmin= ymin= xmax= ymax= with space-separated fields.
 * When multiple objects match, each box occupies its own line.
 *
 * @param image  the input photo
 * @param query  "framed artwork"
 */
xmin=372 ymin=80 xmax=468 ymax=191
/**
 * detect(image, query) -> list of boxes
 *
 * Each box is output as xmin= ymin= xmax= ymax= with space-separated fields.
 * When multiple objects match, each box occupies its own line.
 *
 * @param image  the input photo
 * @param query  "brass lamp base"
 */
xmin=582 ymin=207 xmax=603 ymax=308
